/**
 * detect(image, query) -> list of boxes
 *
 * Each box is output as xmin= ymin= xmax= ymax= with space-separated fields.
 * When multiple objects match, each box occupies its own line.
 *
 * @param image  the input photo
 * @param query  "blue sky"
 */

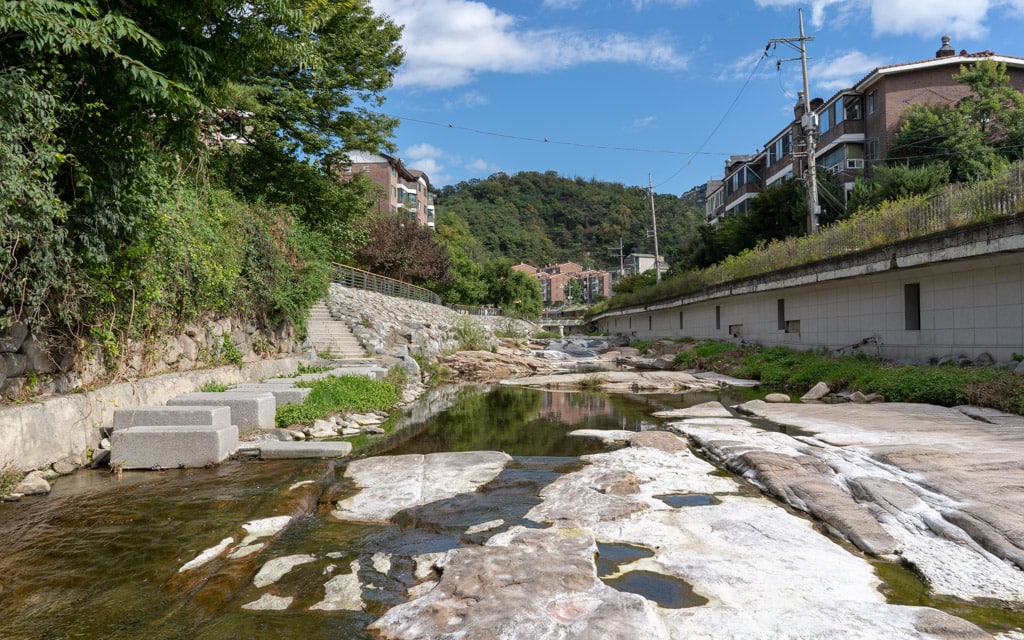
xmin=368 ymin=0 xmax=1024 ymax=194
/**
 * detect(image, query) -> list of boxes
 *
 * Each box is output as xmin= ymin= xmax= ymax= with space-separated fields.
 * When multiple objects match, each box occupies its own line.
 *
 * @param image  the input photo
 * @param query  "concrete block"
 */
xmin=111 ymin=424 xmax=238 ymax=469
xmin=230 ymin=384 xmax=311 ymax=406
xmin=167 ymin=392 xmax=276 ymax=432
xmin=257 ymin=441 xmax=352 ymax=459
xmin=112 ymin=405 xmax=231 ymax=431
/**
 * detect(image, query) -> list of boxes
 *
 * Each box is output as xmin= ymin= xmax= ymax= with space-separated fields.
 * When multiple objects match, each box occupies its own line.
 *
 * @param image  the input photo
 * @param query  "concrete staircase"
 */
xmin=306 ymin=300 xmax=365 ymax=359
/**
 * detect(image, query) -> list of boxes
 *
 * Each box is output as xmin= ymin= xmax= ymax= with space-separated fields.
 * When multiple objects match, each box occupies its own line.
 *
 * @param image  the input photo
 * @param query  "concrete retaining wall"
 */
xmin=0 ymin=357 xmax=304 ymax=473
xmin=594 ymin=218 xmax=1024 ymax=363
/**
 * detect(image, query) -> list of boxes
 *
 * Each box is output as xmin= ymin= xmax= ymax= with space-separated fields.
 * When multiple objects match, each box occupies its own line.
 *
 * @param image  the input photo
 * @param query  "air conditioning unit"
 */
xmin=846 ymin=158 xmax=865 ymax=169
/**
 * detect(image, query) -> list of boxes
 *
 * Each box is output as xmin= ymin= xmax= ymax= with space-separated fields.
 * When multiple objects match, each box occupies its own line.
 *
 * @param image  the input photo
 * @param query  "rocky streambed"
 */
xmin=3 ymin=378 xmax=1024 ymax=639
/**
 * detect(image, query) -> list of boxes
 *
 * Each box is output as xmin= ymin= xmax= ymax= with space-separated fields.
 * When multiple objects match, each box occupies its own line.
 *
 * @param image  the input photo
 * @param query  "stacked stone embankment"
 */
xmin=325 ymin=284 xmax=535 ymax=359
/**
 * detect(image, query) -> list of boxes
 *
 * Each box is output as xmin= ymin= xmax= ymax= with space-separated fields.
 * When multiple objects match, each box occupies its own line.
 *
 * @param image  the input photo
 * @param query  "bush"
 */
xmin=450 ymin=315 xmax=489 ymax=351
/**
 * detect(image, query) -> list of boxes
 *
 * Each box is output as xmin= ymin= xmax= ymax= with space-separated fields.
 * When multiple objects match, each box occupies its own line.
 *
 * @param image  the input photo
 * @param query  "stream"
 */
xmin=0 ymin=384 xmax=1017 ymax=639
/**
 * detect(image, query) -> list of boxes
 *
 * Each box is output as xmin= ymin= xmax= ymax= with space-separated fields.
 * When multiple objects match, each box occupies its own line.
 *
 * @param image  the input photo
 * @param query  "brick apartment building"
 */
xmin=513 ymin=262 xmax=611 ymax=306
xmin=333 ymin=150 xmax=436 ymax=227
xmin=706 ymin=38 xmax=1024 ymax=225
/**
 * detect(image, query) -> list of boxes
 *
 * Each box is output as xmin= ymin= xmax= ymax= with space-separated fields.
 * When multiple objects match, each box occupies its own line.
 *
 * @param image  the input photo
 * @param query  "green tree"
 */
xmin=847 ymin=163 xmax=951 ymax=213
xmin=889 ymin=59 xmax=1024 ymax=182
xmin=482 ymin=260 xmax=542 ymax=318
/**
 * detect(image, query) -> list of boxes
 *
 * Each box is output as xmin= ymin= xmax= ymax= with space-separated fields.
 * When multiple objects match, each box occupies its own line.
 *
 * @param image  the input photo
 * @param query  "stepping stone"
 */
xmin=167 ymin=392 xmax=276 ymax=432
xmin=230 ymin=384 xmax=311 ymax=406
xmin=257 ymin=441 xmax=352 ymax=459
xmin=112 ymin=405 xmax=231 ymax=431
xmin=111 ymin=424 xmax=238 ymax=469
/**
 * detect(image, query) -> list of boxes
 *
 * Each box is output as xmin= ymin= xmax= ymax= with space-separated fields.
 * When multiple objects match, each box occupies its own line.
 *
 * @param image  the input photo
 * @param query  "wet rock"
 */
xmin=652 ymin=401 xmax=733 ymax=419
xmin=332 ymin=451 xmax=512 ymax=523
xmin=361 ymin=425 xmax=385 ymax=435
xmin=50 ymin=457 xmax=77 ymax=476
xmin=242 ymin=594 xmax=293 ymax=611
xmin=12 ymin=470 xmax=50 ymax=496
xmin=801 ymin=381 xmax=831 ymax=402
xmin=0 ymin=322 xmax=28 ymax=352
xmin=369 ymin=529 xmax=662 ymax=640
xmin=764 ymin=393 xmax=791 ymax=403
xmin=253 ymin=554 xmax=316 ymax=588
xmin=310 ymin=566 xmax=363 ymax=611
xmin=502 ymin=370 xmax=720 ymax=393
xmin=307 ymin=419 xmax=337 ymax=439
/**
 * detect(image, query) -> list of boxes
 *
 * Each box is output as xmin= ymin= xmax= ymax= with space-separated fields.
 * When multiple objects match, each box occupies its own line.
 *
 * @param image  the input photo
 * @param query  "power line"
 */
xmin=653 ymin=50 xmax=771 ymax=190
xmin=376 ymin=112 xmax=732 ymax=159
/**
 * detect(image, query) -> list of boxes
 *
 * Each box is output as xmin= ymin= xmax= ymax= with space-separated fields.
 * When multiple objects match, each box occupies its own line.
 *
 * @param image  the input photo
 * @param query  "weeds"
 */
xmin=275 ymin=375 xmax=400 ymax=428
xmin=451 ymin=315 xmax=489 ymax=351
xmin=199 ymin=381 xmax=228 ymax=392
xmin=0 ymin=461 xmax=21 ymax=496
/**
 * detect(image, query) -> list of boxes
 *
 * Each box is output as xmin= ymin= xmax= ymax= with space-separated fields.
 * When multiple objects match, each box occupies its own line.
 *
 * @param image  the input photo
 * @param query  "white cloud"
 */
xmin=753 ymin=0 xmax=851 ymax=28
xmin=870 ymin=0 xmax=992 ymax=39
xmin=466 ymin=158 xmax=500 ymax=175
xmin=371 ymin=0 xmax=689 ymax=90
xmin=443 ymin=91 xmax=490 ymax=110
xmin=632 ymin=115 xmax=657 ymax=128
xmin=402 ymin=143 xmax=450 ymax=183
xmin=542 ymin=0 xmax=582 ymax=8
xmin=755 ymin=0 xmax=1024 ymax=39
xmin=811 ymin=50 xmax=889 ymax=92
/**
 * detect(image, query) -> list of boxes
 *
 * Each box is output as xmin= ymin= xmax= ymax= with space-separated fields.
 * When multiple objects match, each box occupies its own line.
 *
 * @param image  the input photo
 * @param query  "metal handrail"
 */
xmin=332 ymin=263 xmax=442 ymax=305
xmin=332 ymin=264 xmax=514 ymax=317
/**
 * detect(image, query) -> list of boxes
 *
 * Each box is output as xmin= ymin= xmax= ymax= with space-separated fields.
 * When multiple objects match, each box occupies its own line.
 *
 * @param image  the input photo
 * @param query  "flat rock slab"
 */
xmin=500 ymin=370 xmax=721 ymax=393
xmin=258 ymin=441 xmax=352 ymax=459
xmin=167 ymin=391 xmax=275 ymax=432
xmin=652 ymin=400 xmax=733 ymax=419
xmin=699 ymin=400 xmax=1024 ymax=602
xmin=332 ymin=451 xmax=512 ymax=523
xmin=370 ymin=444 xmax=986 ymax=640
xmin=369 ymin=529 xmax=663 ymax=640
xmin=111 ymin=424 xmax=238 ymax=469
xmin=112 ymin=405 xmax=231 ymax=430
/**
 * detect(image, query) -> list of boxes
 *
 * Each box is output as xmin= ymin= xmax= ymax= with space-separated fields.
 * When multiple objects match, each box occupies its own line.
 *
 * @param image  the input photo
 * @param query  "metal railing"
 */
xmin=332 ymin=263 xmax=442 ymax=305
xmin=332 ymin=264 xmax=517 ymax=317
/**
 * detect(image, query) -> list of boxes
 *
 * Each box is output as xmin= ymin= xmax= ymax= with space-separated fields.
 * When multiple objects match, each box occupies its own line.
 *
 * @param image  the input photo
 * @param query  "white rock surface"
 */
xmin=242 ymin=594 xmax=293 ymax=611
xmin=252 ymin=554 xmax=316 ymax=588
xmin=178 ymin=537 xmax=233 ymax=573
xmin=332 ymin=451 xmax=512 ymax=523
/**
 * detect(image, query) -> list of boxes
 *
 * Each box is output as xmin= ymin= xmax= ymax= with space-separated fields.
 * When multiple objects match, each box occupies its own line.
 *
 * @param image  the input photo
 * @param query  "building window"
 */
xmin=905 ymin=283 xmax=921 ymax=331
xmin=820 ymin=107 xmax=831 ymax=134
xmin=866 ymin=139 xmax=880 ymax=160
xmin=715 ymin=305 xmax=721 ymax=331
xmin=648 ymin=315 xmax=652 ymax=331
xmin=777 ymin=299 xmax=785 ymax=331
xmin=834 ymin=101 xmax=844 ymax=126
xmin=679 ymin=311 xmax=684 ymax=329
xmin=867 ymin=91 xmax=877 ymax=114
xmin=845 ymin=96 xmax=862 ymax=120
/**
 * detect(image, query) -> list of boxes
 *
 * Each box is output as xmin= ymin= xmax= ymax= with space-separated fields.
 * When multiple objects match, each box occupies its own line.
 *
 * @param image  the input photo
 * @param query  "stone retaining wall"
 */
xmin=0 ymin=356 xmax=307 ymax=474
xmin=327 ymin=284 xmax=536 ymax=358
xmin=0 ymin=317 xmax=302 ymax=400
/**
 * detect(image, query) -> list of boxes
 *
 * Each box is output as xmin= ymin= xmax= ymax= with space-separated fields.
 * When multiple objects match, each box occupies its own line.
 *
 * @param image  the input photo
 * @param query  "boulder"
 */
xmin=800 ymin=381 xmax=830 ymax=402
xmin=764 ymin=393 xmax=791 ymax=403
xmin=12 ymin=470 xmax=50 ymax=496
xmin=0 ymin=322 xmax=28 ymax=352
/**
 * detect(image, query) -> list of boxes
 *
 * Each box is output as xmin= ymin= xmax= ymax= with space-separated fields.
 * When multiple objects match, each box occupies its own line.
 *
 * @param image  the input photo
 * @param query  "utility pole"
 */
xmin=769 ymin=8 xmax=819 ymax=234
xmin=648 ymin=174 xmax=661 ymax=283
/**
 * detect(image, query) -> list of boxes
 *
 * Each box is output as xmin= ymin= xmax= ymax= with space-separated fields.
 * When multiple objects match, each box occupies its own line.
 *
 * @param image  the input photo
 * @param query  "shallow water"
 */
xmin=0 ymin=386 xmax=717 ymax=639
xmin=1 ymin=384 xmax=1018 ymax=638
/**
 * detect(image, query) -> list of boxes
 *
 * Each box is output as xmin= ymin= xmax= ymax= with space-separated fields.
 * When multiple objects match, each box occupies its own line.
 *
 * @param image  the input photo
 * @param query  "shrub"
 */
xmin=450 ymin=315 xmax=489 ymax=351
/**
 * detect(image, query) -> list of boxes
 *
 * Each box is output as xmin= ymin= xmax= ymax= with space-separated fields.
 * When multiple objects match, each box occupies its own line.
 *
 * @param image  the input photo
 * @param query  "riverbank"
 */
xmin=631 ymin=338 xmax=1024 ymax=415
